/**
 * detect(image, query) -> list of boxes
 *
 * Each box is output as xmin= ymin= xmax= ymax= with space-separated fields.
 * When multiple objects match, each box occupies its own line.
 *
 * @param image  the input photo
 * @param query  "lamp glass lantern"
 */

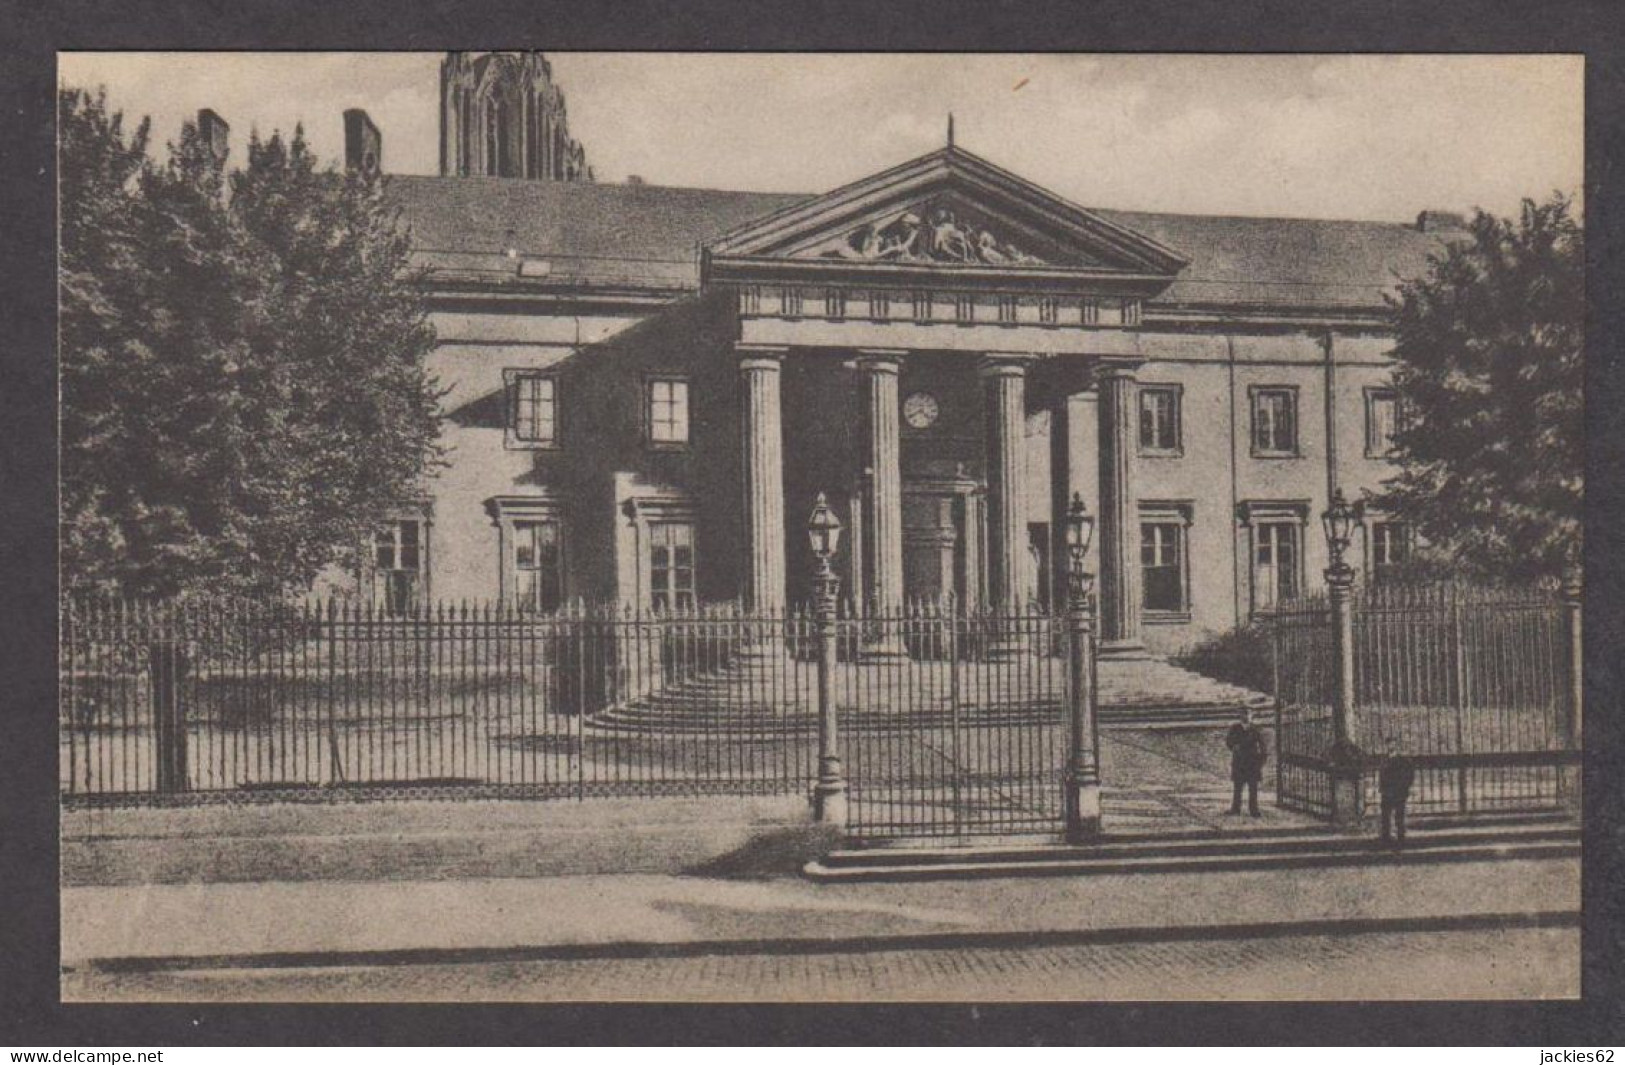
xmin=1321 ymin=488 xmax=1359 ymax=565
xmin=807 ymin=492 xmax=842 ymax=562
xmin=1064 ymin=492 xmax=1095 ymax=571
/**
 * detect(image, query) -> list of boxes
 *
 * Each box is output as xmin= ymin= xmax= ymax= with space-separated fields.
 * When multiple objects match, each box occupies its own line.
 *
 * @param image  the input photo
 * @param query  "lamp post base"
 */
xmin=1329 ymin=765 xmax=1366 ymax=829
xmin=1064 ymin=776 xmax=1102 ymax=843
xmin=812 ymin=779 xmax=848 ymax=827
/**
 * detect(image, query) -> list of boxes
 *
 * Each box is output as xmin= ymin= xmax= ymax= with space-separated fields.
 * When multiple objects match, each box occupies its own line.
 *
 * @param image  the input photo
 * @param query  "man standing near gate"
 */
xmin=1226 ymin=707 xmax=1268 ymax=817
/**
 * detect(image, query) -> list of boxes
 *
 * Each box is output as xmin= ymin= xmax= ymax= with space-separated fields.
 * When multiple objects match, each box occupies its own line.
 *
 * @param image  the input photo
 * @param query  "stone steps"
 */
xmin=586 ymin=657 xmax=1272 ymax=736
xmin=803 ymin=812 xmax=1579 ymax=882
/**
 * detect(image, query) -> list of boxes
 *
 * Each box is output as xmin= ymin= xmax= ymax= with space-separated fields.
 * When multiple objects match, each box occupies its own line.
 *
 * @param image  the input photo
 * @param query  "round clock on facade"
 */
xmin=903 ymin=391 xmax=940 ymax=429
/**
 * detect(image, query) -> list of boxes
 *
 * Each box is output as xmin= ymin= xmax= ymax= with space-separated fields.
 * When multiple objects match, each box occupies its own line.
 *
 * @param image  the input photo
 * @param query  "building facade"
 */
xmin=343 ymin=54 xmax=1459 ymax=655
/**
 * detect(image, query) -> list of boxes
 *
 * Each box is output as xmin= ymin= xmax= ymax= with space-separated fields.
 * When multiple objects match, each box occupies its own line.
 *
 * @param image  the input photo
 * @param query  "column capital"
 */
xmin=1095 ymin=359 xmax=1143 ymax=383
xmin=978 ymin=353 xmax=1034 ymax=379
xmin=736 ymin=343 xmax=787 ymax=365
xmin=854 ymin=349 xmax=904 ymax=373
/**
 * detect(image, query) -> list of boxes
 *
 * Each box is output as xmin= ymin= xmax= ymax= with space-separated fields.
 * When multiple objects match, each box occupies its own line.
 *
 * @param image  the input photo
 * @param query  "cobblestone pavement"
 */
xmin=65 ymin=925 xmax=1577 ymax=1002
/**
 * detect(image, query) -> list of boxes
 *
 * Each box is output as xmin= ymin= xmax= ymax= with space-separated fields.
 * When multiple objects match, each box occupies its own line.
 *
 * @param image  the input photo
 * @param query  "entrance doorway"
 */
xmin=901 ymin=477 xmax=983 ymax=607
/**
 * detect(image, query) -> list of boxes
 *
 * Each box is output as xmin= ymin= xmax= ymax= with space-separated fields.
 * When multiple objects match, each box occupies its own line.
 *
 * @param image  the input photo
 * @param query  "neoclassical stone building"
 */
xmin=345 ymin=52 xmax=1457 ymax=655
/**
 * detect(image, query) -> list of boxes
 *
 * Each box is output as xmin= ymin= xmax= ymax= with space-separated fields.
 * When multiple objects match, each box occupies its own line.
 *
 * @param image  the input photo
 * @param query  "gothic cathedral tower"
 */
xmin=439 ymin=52 xmax=593 ymax=181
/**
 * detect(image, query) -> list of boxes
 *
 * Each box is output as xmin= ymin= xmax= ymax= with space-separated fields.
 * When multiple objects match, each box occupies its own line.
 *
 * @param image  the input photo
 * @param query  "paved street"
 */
xmin=63 ymin=922 xmax=1578 ymax=1002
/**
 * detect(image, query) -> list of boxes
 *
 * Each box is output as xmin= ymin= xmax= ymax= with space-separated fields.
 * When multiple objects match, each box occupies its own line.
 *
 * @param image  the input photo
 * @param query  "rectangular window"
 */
xmin=1371 ymin=520 xmax=1411 ymax=581
xmin=509 ymin=372 xmax=557 ymax=445
xmin=1138 ymin=386 xmax=1181 ymax=454
xmin=1366 ymin=388 xmax=1402 ymax=457
xmin=649 ymin=522 xmax=696 ymax=613
xmin=1251 ymin=387 xmax=1299 ymax=456
xmin=1253 ymin=522 xmax=1301 ymax=610
xmin=647 ymin=378 xmax=690 ymax=445
xmin=1141 ymin=522 xmax=1186 ymax=613
xmin=512 ymin=519 xmax=563 ymax=614
xmin=373 ymin=519 xmax=424 ymax=616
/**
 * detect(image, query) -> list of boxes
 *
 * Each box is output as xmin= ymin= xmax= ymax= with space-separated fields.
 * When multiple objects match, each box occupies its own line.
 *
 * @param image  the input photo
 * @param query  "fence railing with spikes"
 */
xmin=60 ymin=595 xmax=1070 ymax=811
xmin=1270 ymin=579 xmax=1579 ymax=817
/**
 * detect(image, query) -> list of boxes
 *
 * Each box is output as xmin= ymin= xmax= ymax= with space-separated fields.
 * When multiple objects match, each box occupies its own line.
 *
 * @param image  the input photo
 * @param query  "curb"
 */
xmin=72 ymin=908 xmax=1579 ymax=975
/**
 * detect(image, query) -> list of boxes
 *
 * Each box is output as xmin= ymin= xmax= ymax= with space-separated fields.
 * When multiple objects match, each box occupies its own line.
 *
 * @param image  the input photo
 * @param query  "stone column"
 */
xmin=981 ymin=356 xmax=1032 ymax=615
xmin=857 ymin=351 xmax=905 ymax=659
xmin=1097 ymin=365 xmax=1144 ymax=655
xmin=739 ymin=347 xmax=787 ymax=616
xmin=856 ymin=352 xmax=905 ymax=617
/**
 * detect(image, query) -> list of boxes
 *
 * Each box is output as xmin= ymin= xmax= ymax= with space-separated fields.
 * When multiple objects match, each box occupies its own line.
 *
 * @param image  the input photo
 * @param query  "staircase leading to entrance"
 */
xmin=585 ymin=655 xmax=1272 ymax=735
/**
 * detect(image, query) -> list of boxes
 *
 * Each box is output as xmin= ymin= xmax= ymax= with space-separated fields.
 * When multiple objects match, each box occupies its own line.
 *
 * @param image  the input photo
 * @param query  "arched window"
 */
xmin=483 ymin=95 xmax=506 ymax=175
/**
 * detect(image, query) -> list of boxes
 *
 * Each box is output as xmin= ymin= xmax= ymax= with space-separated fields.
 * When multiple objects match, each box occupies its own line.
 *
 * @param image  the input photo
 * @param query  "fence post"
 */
xmin=1064 ymin=578 xmax=1102 ymax=842
xmin=811 ymin=553 xmax=847 ymax=826
xmin=1562 ymin=561 xmax=1583 ymax=749
xmin=148 ymin=600 xmax=189 ymax=795
xmin=1451 ymin=594 xmax=1470 ymax=813
xmin=1326 ymin=563 xmax=1366 ymax=828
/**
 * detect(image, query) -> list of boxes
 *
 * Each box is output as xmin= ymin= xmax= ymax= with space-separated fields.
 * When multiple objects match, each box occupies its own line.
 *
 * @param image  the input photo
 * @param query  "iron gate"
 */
xmin=840 ymin=607 xmax=1069 ymax=839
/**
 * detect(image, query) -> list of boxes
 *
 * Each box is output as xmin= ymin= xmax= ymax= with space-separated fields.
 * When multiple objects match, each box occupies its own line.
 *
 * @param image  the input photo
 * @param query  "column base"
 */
xmin=986 ymin=635 xmax=1034 ymax=661
xmin=734 ymin=639 xmax=790 ymax=674
xmin=859 ymin=638 xmax=909 ymax=665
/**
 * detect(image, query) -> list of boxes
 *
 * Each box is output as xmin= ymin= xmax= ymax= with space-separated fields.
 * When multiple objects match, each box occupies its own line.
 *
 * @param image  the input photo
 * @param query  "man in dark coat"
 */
xmin=1226 ymin=707 xmax=1268 ymax=817
xmin=1378 ymin=753 xmax=1417 ymax=847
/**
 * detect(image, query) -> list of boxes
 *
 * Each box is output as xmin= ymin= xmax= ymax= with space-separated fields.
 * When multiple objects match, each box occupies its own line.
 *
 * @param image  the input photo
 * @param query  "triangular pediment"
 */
xmin=706 ymin=145 xmax=1190 ymax=280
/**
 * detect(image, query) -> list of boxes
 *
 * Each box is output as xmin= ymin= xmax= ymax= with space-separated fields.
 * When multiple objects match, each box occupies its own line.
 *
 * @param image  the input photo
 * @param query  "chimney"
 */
xmin=344 ymin=108 xmax=383 ymax=176
xmin=197 ymin=108 xmax=230 ymax=166
xmin=1416 ymin=209 xmax=1468 ymax=234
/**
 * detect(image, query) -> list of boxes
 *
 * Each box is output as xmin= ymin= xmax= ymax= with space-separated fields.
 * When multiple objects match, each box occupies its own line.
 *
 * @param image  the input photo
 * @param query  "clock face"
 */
xmin=903 ymin=392 xmax=940 ymax=429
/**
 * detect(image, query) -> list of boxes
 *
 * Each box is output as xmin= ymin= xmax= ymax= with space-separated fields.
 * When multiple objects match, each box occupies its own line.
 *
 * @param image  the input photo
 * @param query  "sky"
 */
xmin=57 ymin=52 xmax=1583 ymax=223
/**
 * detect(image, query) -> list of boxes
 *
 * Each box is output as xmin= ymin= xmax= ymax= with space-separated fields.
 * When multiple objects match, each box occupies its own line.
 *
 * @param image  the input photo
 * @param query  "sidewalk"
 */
xmin=62 ymin=855 xmax=1578 ymax=970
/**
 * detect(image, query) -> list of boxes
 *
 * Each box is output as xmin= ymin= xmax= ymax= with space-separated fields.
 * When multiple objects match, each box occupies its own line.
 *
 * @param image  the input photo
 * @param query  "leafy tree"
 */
xmin=1377 ymin=195 xmax=1583 ymax=581
xmin=60 ymin=86 xmax=443 ymax=598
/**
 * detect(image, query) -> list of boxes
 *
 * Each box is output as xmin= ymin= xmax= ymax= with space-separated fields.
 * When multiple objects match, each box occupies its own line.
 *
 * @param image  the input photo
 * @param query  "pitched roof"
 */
xmin=385 ymin=175 xmax=808 ymax=290
xmin=1093 ymin=208 xmax=1443 ymax=310
xmin=385 ymin=173 xmax=1447 ymax=310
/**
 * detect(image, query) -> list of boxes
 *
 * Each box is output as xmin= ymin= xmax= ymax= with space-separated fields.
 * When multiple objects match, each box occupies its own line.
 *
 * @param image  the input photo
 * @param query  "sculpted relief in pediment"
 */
xmin=806 ymin=202 xmax=1048 ymax=267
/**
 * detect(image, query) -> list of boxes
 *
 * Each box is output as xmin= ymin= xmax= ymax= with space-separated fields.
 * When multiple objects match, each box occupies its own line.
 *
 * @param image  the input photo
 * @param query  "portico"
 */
xmin=707 ymin=145 xmax=1188 ymax=650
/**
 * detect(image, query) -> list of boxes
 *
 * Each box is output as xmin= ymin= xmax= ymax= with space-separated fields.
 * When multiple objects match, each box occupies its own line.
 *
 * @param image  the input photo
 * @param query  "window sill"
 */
xmin=1143 ymin=610 xmax=1193 ymax=626
xmin=1250 ymin=451 xmax=1302 ymax=460
xmin=1138 ymin=448 xmax=1183 ymax=459
xmin=505 ymin=439 xmax=561 ymax=452
xmin=646 ymin=441 xmax=691 ymax=453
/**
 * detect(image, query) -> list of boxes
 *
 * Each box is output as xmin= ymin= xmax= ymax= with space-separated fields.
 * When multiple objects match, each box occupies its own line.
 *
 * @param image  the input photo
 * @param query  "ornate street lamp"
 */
xmin=806 ymin=493 xmax=846 ymax=826
xmin=1321 ymin=485 xmax=1366 ymax=826
xmin=1062 ymin=492 xmax=1101 ymax=841
xmin=1064 ymin=491 xmax=1096 ymax=606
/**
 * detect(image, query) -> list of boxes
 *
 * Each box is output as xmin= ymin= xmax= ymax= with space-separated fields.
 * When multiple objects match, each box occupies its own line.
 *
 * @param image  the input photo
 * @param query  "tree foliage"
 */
xmin=1378 ymin=195 xmax=1583 ymax=581
xmin=60 ymin=86 xmax=443 ymax=598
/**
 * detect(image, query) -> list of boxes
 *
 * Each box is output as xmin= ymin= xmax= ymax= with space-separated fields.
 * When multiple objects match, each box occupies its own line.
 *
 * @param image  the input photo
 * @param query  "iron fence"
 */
xmin=61 ymin=595 xmax=1072 ymax=832
xmin=1272 ymin=581 xmax=1579 ymax=817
